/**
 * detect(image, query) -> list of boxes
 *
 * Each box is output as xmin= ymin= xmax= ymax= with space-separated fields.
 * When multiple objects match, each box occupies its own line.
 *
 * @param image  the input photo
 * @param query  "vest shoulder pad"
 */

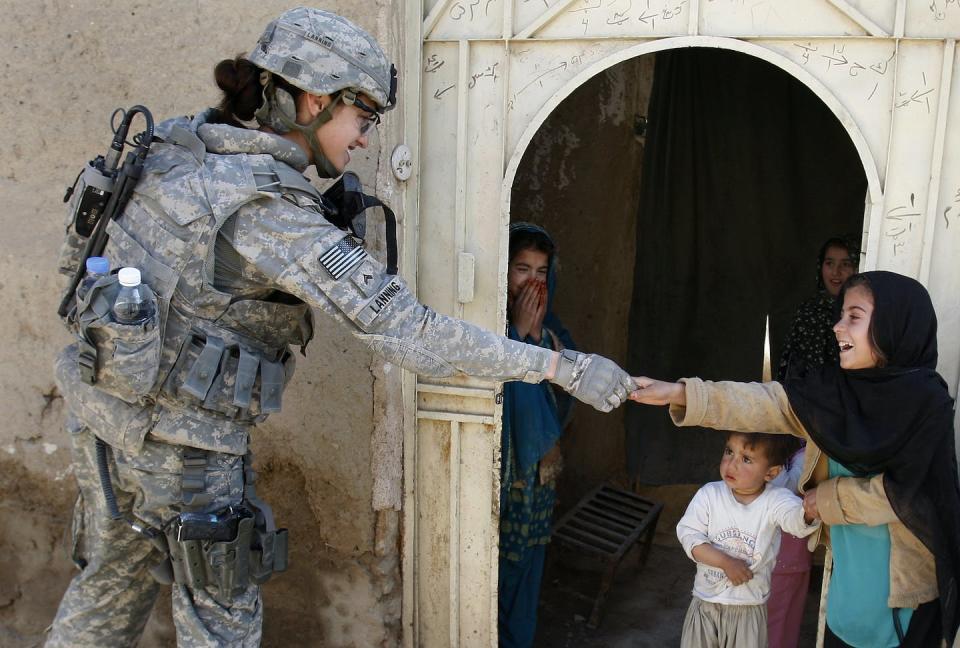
xmin=248 ymin=157 xmax=329 ymax=213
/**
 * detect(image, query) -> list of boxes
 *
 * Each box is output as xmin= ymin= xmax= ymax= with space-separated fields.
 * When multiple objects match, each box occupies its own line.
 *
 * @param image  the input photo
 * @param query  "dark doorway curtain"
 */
xmin=624 ymin=48 xmax=867 ymax=484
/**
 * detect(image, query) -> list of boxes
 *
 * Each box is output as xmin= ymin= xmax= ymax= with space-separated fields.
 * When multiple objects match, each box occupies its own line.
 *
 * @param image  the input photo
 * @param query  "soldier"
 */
xmin=49 ymin=7 xmax=636 ymax=646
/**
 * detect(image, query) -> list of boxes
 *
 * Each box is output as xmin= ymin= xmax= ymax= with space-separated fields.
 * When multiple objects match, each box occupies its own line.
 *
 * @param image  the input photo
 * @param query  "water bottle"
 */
xmin=77 ymin=256 xmax=110 ymax=301
xmin=111 ymin=267 xmax=156 ymax=325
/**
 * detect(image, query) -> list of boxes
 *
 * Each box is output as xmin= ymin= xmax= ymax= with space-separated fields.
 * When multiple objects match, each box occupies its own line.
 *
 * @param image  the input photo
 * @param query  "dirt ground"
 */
xmin=535 ymin=539 xmax=822 ymax=647
xmin=0 ymin=455 xmax=382 ymax=648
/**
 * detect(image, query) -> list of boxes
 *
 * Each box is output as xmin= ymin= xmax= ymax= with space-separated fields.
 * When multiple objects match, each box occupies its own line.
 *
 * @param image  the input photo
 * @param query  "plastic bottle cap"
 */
xmin=85 ymin=256 xmax=110 ymax=274
xmin=117 ymin=267 xmax=142 ymax=287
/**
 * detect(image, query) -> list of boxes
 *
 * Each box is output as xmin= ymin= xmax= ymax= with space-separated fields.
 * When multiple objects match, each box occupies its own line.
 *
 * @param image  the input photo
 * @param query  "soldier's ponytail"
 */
xmin=214 ymin=56 xmax=265 ymax=124
xmin=214 ymin=55 xmax=307 ymax=127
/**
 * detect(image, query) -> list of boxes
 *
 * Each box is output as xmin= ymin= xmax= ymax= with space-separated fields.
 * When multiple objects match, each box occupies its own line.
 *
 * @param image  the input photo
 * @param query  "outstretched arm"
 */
xmin=628 ymin=376 xmax=686 ymax=406
xmin=630 ymin=376 xmax=807 ymax=438
xmin=229 ymin=198 xmax=634 ymax=411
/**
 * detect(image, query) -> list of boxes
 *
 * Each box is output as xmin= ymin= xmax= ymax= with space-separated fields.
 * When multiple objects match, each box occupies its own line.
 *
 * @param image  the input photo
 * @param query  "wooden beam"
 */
xmin=688 ymin=0 xmax=699 ymax=36
xmin=826 ymin=0 xmax=891 ymax=37
xmin=894 ymin=0 xmax=906 ymax=38
xmin=515 ymin=0 xmax=581 ymax=40
xmin=920 ymin=39 xmax=956 ymax=284
xmin=423 ymin=0 xmax=454 ymax=39
xmin=448 ymin=420 xmax=461 ymax=647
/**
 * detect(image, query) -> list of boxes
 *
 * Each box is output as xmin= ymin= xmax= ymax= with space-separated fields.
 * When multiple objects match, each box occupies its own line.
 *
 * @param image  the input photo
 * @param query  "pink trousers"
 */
xmin=766 ymin=532 xmax=813 ymax=648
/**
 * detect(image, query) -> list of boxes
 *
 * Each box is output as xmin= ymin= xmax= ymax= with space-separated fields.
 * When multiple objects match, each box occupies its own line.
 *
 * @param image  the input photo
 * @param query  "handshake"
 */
xmin=547 ymin=350 xmax=681 ymax=413
xmin=547 ymin=350 xmax=633 ymax=412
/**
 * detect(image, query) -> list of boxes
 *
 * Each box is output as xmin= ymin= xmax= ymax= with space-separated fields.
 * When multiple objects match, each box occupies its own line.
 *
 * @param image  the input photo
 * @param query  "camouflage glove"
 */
xmin=549 ymin=349 xmax=636 ymax=412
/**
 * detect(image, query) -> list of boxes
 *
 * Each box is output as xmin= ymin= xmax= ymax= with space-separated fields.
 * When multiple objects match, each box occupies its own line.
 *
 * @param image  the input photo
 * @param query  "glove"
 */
xmin=549 ymin=349 xmax=636 ymax=412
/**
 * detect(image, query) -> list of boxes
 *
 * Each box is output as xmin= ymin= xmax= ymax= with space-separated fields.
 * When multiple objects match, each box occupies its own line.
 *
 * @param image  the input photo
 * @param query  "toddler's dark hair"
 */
xmin=727 ymin=432 xmax=801 ymax=467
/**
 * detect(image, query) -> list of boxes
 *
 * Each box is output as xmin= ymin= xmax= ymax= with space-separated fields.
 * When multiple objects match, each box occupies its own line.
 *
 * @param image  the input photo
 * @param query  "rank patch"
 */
xmin=320 ymin=236 xmax=368 ymax=280
xmin=350 ymin=259 xmax=382 ymax=298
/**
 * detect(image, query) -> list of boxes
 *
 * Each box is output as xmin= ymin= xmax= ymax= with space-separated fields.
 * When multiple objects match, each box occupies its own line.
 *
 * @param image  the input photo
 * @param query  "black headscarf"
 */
xmin=784 ymin=271 xmax=960 ymax=643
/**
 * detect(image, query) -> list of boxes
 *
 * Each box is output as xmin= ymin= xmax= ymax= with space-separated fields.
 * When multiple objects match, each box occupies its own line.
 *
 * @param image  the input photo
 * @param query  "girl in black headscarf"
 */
xmin=629 ymin=271 xmax=960 ymax=647
xmin=776 ymin=237 xmax=858 ymax=382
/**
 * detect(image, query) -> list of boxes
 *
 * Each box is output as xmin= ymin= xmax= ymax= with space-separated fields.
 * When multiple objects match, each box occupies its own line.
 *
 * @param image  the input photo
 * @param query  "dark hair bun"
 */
xmin=214 ymin=56 xmax=263 ymax=122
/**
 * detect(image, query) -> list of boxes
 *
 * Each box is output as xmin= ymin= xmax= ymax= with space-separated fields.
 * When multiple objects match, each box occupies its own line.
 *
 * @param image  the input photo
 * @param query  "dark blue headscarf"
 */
xmin=502 ymin=223 xmax=575 ymax=475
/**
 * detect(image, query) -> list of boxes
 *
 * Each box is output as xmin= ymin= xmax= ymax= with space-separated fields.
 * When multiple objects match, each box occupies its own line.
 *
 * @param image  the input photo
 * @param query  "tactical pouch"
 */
xmin=250 ymin=526 xmax=289 ymax=583
xmin=163 ymin=508 xmax=288 ymax=599
xmin=206 ymin=516 xmax=254 ymax=597
xmin=169 ymin=538 xmax=207 ymax=590
xmin=54 ymin=346 xmax=155 ymax=455
xmin=72 ymin=274 xmax=163 ymax=403
xmin=162 ymin=333 xmax=296 ymax=421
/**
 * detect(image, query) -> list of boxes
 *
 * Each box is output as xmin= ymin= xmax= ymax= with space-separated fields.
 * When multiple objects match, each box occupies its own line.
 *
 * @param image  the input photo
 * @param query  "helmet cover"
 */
xmin=248 ymin=7 xmax=396 ymax=111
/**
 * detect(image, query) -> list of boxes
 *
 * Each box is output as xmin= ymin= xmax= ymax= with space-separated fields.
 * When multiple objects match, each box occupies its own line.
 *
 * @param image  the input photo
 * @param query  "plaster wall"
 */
xmin=0 ymin=2 xmax=405 ymax=646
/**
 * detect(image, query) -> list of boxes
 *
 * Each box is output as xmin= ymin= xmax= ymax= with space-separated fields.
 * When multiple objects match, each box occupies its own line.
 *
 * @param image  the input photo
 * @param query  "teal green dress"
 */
xmin=826 ymin=459 xmax=913 ymax=646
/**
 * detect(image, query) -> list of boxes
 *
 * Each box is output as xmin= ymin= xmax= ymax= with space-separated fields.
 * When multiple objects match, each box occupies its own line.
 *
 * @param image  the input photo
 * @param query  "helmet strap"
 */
xmin=256 ymin=74 xmax=345 ymax=178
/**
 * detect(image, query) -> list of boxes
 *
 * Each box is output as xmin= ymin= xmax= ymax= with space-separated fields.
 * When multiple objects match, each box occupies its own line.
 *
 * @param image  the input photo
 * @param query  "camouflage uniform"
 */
xmin=48 ymin=110 xmax=578 ymax=646
xmin=48 ymin=410 xmax=255 ymax=647
xmin=49 ymin=9 xmax=634 ymax=646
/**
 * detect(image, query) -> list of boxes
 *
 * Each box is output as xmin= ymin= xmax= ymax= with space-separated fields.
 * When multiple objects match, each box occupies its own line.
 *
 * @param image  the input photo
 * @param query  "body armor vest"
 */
xmin=59 ymin=115 xmax=322 ymax=456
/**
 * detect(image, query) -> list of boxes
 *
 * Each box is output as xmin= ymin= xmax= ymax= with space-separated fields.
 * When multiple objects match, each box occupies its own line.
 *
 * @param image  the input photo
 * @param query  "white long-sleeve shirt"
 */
xmin=676 ymin=481 xmax=819 ymax=605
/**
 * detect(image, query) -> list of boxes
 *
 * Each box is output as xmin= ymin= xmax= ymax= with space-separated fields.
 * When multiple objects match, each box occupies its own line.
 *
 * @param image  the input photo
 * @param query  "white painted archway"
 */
xmin=501 ymin=36 xmax=884 ymax=276
xmin=400 ymin=3 xmax=960 ymax=645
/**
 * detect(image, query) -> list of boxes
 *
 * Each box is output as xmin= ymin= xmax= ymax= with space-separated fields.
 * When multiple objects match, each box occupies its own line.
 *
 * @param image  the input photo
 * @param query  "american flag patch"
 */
xmin=319 ymin=236 xmax=368 ymax=280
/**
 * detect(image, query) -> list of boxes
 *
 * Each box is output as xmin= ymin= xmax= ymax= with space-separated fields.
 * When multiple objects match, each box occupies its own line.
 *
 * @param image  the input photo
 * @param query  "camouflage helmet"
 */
xmin=248 ymin=7 xmax=397 ymax=112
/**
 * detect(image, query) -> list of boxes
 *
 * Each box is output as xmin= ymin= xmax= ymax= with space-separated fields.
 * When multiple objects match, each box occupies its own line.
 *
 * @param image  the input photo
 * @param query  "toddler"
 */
xmin=677 ymin=432 xmax=819 ymax=647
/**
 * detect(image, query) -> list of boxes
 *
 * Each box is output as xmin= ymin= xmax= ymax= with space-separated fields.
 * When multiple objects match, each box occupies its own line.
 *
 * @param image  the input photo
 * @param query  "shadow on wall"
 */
xmin=0 ymin=457 xmax=75 ymax=647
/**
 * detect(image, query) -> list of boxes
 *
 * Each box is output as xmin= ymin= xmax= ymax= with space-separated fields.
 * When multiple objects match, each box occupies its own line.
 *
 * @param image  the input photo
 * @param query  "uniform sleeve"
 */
xmin=769 ymin=489 xmax=819 ymax=538
xmin=816 ymin=475 xmax=900 ymax=527
xmin=676 ymin=487 xmax=712 ymax=560
xmin=229 ymin=197 xmax=553 ymax=383
xmin=668 ymin=378 xmax=808 ymax=439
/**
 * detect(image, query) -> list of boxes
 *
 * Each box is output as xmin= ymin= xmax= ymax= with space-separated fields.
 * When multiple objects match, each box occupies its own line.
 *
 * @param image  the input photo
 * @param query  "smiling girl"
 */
xmin=630 ymin=271 xmax=960 ymax=647
xmin=777 ymin=237 xmax=858 ymax=382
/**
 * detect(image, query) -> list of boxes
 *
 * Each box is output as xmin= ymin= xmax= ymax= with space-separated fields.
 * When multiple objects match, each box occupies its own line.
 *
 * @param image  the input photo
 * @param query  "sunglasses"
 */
xmin=350 ymin=95 xmax=381 ymax=135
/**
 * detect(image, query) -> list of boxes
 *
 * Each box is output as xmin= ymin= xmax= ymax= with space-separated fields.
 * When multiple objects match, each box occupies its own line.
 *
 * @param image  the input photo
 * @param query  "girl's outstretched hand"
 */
xmin=627 ymin=377 xmax=686 ymax=406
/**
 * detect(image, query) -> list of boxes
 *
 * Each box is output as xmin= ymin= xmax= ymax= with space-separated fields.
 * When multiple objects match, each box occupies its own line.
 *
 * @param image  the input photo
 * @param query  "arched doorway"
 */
xmin=404 ymin=0 xmax=960 ymax=641
xmin=402 ymin=19 xmax=917 ymax=646
xmin=502 ymin=43 xmax=871 ymax=645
